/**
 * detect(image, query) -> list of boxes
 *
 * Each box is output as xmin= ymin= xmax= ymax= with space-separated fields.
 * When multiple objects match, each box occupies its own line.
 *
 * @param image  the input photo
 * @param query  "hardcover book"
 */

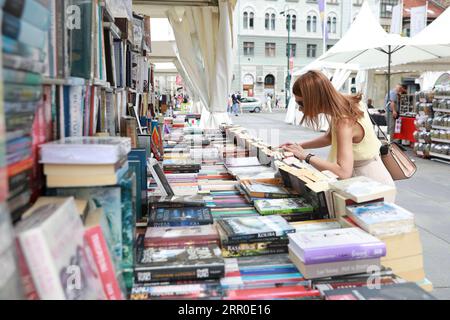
xmin=135 ymin=240 xmax=225 ymax=283
xmin=254 ymin=198 xmax=314 ymax=215
xmin=288 ymin=227 xmax=386 ymax=265
xmin=15 ymin=197 xmax=105 ymax=300
xmin=346 ymin=202 xmax=415 ymax=237
xmin=40 ymin=137 xmax=131 ymax=164
xmin=148 ymin=207 xmax=213 ymax=227
xmin=144 ymin=225 xmax=220 ymax=248
xmin=217 ymin=215 xmax=296 ymax=242
xmin=329 ymin=176 xmax=396 ymax=204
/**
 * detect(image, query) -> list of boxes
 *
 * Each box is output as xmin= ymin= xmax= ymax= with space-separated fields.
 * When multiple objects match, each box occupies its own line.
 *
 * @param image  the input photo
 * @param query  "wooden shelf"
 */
xmin=430 ymin=152 xmax=450 ymax=161
xmin=431 ymin=138 xmax=450 ymax=144
xmin=433 ymin=108 xmax=450 ymax=114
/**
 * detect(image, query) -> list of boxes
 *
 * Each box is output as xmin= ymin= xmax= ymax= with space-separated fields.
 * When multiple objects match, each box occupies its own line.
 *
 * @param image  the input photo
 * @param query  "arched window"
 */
xmin=307 ymin=13 xmax=318 ymax=33
xmin=265 ymin=13 xmax=270 ymax=30
xmin=292 ymin=15 xmax=296 ymax=31
xmin=271 ymin=13 xmax=276 ymax=30
xmin=286 ymin=14 xmax=290 ymax=31
xmin=327 ymin=14 xmax=338 ymax=34
xmin=249 ymin=12 xmax=254 ymax=29
xmin=243 ymin=12 xmax=248 ymax=29
xmin=264 ymin=74 xmax=275 ymax=88
xmin=327 ymin=16 xmax=332 ymax=33
xmin=332 ymin=17 xmax=337 ymax=34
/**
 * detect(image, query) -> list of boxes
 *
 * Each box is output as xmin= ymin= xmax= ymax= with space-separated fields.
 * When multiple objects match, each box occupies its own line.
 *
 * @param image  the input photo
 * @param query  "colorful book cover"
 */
xmin=84 ymin=208 xmax=124 ymax=300
xmin=3 ymin=0 xmax=50 ymax=31
xmin=288 ymin=227 xmax=386 ymax=265
xmin=53 ymin=187 xmax=123 ymax=268
xmin=15 ymin=198 xmax=105 ymax=300
xmin=120 ymin=170 xmax=136 ymax=275
xmin=254 ymin=198 xmax=314 ymax=215
xmin=134 ymin=241 xmax=225 ymax=283
xmin=346 ymin=202 xmax=414 ymax=226
xmin=217 ymin=215 xmax=296 ymax=242
xmin=149 ymin=207 xmax=213 ymax=227
xmin=144 ymin=225 xmax=219 ymax=248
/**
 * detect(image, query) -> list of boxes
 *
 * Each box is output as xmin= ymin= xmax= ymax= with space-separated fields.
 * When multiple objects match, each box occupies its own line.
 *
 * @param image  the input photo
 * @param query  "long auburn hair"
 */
xmin=292 ymin=70 xmax=363 ymax=130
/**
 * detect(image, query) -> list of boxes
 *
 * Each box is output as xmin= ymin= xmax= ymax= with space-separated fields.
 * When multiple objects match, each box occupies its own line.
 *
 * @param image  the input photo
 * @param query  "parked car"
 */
xmin=239 ymin=97 xmax=263 ymax=113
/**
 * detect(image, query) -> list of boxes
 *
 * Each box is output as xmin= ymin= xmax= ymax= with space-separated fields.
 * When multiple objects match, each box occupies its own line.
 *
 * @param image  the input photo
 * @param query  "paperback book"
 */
xmin=148 ymin=207 xmax=213 ymax=227
xmin=135 ymin=239 xmax=225 ymax=284
xmin=217 ymin=215 xmax=296 ymax=242
xmin=288 ymin=227 xmax=386 ymax=265
xmin=254 ymin=198 xmax=314 ymax=215
xmin=144 ymin=225 xmax=220 ymax=248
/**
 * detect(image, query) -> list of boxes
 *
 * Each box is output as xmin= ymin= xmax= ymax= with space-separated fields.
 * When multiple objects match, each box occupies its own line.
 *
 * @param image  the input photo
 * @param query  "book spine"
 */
xmin=3 ymin=53 xmax=46 ymax=74
xmin=3 ymin=68 xmax=42 ymax=85
xmin=69 ymin=86 xmax=83 ymax=137
xmin=3 ymin=0 xmax=50 ymax=31
xmin=3 ymin=84 xmax=42 ymax=102
xmin=2 ymin=12 xmax=47 ymax=49
xmin=302 ymin=244 xmax=387 ymax=265
xmin=2 ymin=35 xmax=45 ymax=61
xmin=18 ymin=229 xmax=66 ymax=299
xmin=84 ymin=226 xmax=124 ymax=300
xmin=134 ymin=265 xmax=225 ymax=284
xmin=149 ymin=221 xmax=213 ymax=227
xmin=222 ymin=247 xmax=288 ymax=258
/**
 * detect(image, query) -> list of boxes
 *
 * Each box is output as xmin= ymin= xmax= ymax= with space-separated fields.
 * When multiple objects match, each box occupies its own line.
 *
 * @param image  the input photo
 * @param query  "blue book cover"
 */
xmin=149 ymin=207 xmax=213 ymax=227
xmin=63 ymin=86 xmax=71 ymax=138
xmin=128 ymin=160 xmax=143 ymax=221
xmin=2 ymin=12 xmax=47 ymax=49
xmin=3 ymin=0 xmax=50 ymax=31
xmin=119 ymin=169 xmax=136 ymax=275
xmin=128 ymin=149 xmax=147 ymax=194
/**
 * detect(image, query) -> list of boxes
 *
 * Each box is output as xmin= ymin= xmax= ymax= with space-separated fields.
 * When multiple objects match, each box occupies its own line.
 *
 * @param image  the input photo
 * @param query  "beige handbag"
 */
xmin=380 ymin=142 xmax=417 ymax=180
xmin=369 ymin=112 xmax=417 ymax=181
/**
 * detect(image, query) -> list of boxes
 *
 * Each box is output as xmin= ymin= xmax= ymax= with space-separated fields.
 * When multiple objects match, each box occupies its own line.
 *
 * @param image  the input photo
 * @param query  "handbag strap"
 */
xmin=365 ymin=105 xmax=390 ymax=142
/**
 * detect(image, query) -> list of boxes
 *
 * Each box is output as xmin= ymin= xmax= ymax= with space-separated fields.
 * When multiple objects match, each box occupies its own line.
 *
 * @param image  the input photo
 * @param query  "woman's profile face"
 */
xmin=294 ymin=95 xmax=304 ymax=111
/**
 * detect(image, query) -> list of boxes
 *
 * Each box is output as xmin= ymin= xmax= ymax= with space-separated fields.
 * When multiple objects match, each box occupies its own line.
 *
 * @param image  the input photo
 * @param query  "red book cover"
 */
xmin=7 ymin=158 xmax=34 ymax=178
xmin=85 ymin=226 xmax=124 ymax=300
xmin=225 ymin=286 xmax=321 ymax=300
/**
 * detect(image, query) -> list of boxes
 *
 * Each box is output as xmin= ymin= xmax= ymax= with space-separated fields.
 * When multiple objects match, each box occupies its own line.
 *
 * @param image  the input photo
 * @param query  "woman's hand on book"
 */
xmin=282 ymin=143 xmax=308 ymax=161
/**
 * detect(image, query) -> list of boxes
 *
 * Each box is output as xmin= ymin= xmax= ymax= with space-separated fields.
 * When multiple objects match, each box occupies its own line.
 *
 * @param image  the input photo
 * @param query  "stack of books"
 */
xmin=2 ymin=0 xmax=51 ymax=221
xmin=330 ymin=176 xmax=430 ymax=291
xmin=216 ymin=215 xmax=295 ymax=258
xmin=40 ymin=137 xmax=131 ymax=188
xmin=288 ymin=227 xmax=386 ymax=279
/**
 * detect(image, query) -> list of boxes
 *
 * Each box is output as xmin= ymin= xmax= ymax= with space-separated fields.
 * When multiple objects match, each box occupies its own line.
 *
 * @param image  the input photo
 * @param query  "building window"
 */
xmin=286 ymin=13 xmax=297 ymax=31
xmin=292 ymin=15 xmax=297 ymax=31
xmin=249 ymin=12 xmax=254 ymax=29
xmin=307 ymin=14 xmax=318 ymax=33
xmin=264 ymin=74 xmax=275 ymax=88
xmin=286 ymin=14 xmax=290 ymax=31
xmin=243 ymin=12 xmax=248 ymax=29
xmin=380 ymin=0 xmax=399 ymax=19
xmin=286 ymin=43 xmax=296 ymax=57
xmin=265 ymin=13 xmax=270 ymax=30
xmin=265 ymin=42 xmax=276 ymax=57
xmin=307 ymin=44 xmax=317 ymax=58
xmin=243 ymin=42 xmax=254 ymax=56
xmin=327 ymin=15 xmax=337 ymax=34
xmin=271 ymin=13 xmax=276 ymax=30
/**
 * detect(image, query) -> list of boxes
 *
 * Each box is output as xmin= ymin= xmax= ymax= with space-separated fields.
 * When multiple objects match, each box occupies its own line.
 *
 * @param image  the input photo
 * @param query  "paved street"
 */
xmin=233 ymin=111 xmax=450 ymax=299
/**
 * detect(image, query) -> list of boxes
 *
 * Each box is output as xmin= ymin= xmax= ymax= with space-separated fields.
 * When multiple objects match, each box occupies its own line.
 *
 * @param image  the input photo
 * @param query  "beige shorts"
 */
xmin=353 ymin=156 xmax=397 ymax=203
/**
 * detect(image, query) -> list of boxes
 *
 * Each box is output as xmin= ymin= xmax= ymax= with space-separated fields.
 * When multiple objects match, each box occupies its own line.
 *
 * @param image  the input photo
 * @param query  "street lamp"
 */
xmin=280 ymin=10 xmax=291 ymax=109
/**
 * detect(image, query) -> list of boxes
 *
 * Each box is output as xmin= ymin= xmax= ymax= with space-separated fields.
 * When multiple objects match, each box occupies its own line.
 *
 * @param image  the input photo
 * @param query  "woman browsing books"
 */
xmin=281 ymin=71 xmax=395 ymax=201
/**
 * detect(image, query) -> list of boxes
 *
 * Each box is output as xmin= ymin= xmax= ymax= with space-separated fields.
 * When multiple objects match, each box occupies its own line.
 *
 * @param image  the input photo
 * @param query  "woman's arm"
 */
xmin=279 ymin=131 xmax=331 ymax=149
xmin=300 ymin=130 xmax=332 ymax=149
xmin=283 ymin=120 xmax=354 ymax=179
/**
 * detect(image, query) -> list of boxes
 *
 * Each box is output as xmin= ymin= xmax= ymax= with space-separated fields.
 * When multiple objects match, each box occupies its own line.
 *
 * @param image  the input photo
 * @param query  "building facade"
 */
xmin=231 ymin=0 xmax=377 ymax=105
